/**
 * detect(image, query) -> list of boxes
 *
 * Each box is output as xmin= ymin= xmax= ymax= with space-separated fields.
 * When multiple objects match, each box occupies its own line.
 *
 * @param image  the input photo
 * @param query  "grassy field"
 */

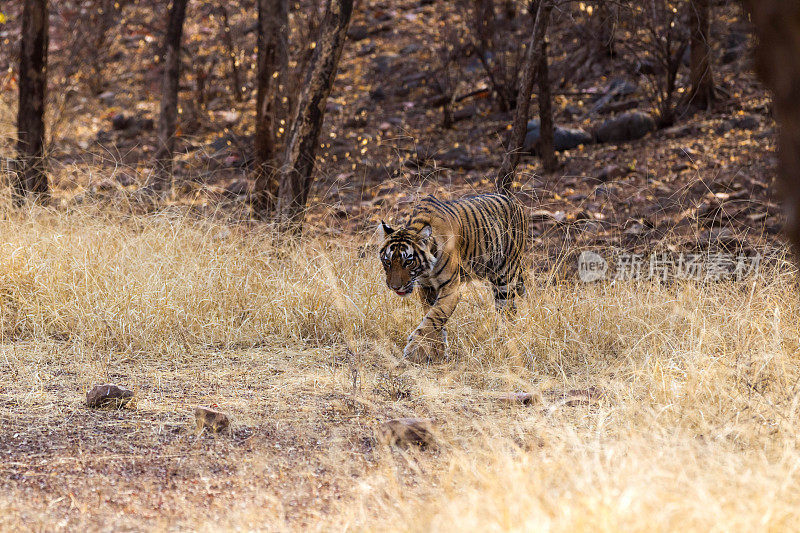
xmin=1 ymin=204 xmax=800 ymax=532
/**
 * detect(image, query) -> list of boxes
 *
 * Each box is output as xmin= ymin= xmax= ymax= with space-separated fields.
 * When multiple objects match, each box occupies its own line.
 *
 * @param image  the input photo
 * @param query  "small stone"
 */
xmin=86 ymin=384 xmax=134 ymax=409
xmin=369 ymin=87 xmax=387 ymax=101
xmin=671 ymin=162 xmax=693 ymax=172
xmin=195 ymin=406 xmax=230 ymax=433
xmin=595 ymin=164 xmax=628 ymax=182
xmin=347 ymin=24 xmax=369 ymax=41
xmin=545 ymin=386 xmax=607 ymax=407
xmin=731 ymin=114 xmax=760 ymax=130
xmin=498 ymin=392 xmax=537 ymax=405
xmin=662 ymin=123 xmax=696 ymax=139
xmin=111 ymin=113 xmax=131 ymax=130
xmin=379 ymin=417 xmax=436 ymax=447
xmin=224 ymin=179 xmax=249 ymax=198
xmin=217 ymin=110 xmax=240 ymax=126
xmin=98 ymin=91 xmax=116 ymax=105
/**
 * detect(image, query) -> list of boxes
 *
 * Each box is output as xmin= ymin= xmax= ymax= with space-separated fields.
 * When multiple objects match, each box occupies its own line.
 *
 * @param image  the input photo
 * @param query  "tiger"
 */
xmin=378 ymin=193 xmax=528 ymax=363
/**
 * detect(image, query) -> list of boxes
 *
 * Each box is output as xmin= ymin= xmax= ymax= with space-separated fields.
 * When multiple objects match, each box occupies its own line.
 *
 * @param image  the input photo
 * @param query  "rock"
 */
xmin=717 ymin=114 xmax=760 ymax=134
xmin=137 ymin=118 xmax=154 ymax=131
xmin=357 ymin=42 xmax=377 ymax=56
xmin=635 ymin=59 xmax=661 ymax=76
xmin=722 ymin=31 xmax=747 ymax=64
xmin=530 ymin=209 xmax=566 ymax=224
xmin=345 ymin=116 xmax=368 ymax=128
xmin=545 ymin=386 xmax=606 ymax=407
xmin=662 ymin=123 xmax=696 ymax=139
xmin=715 ymin=120 xmax=734 ymax=134
xmin=400 ymin=43 xmax=422 ymax=55
xmin=754 ymin=127 xmax=775 ymax=140
xmin=217 ymin=110 xmax=240 ymax=126
xmin=110 ymin=113 xmax=153 ymax=133
xmin=523 ymin=119 xmax=593 ymax=152
xmin=732 ymin=114 xmax=760 ymax=130
xmin=372 ymin=54 xmax=397 ymax=75
xmin=111 ymin=113 xmax=131 ymax=130
xmin=195 ymin=406 xmax=230 ymax=433
xmin=722 ymin=46 xmax=744 ymax=64
xmin=498 ymin=392 xmax=537 ymax=405
xmin=595 ymin=164 xmax=629 ymax=182
xmin=369 ymin=87 xmax=387 ymax=101
xmin=224 ymin=179 xmax=249 ymax=198
xmin=379 ymin=417 xmax=436 ymax=447
xmin=453 ymin=104 xmax=477 ymax=122
xmin=86 ymin=384 xmax=134 ymax=409
xmin=92 ymin=179 xmax=117 ymax=192
xmin=347 ymin=24 xmax=369 ymax=41
xmin=562 ymin=104 xmax=582 ymax=120
xmin=594 ymin=111 xmax=656 ymax=143
xmin=115 ymin=173 xmax=136 ymax=187
xmin=98 ymin=91 xmax=116 ymax=105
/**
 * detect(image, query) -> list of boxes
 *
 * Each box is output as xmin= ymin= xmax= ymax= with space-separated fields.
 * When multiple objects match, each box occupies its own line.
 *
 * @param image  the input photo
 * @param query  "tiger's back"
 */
xmin=410 ymin=193 xmax=528 ymax=292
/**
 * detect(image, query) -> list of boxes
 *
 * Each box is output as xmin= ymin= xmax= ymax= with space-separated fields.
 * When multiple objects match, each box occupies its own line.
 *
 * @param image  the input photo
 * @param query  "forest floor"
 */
xmin=1 ymin=210 xmax=800 ymax=532
xmin=1 ymin=0 xmax=798 ymax=531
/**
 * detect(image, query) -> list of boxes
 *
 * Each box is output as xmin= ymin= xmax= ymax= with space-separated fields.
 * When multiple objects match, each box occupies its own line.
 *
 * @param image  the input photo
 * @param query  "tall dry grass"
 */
xmin=1 ymin=203 xmax=800 ymax=531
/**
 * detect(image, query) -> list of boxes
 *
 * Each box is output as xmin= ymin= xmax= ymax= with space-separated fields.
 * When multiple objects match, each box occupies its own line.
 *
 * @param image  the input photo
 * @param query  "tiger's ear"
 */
xmin=378 ymin=220 xmax=394 ymax=239
xmin=418 ymin=224 xmax=432 ymax=241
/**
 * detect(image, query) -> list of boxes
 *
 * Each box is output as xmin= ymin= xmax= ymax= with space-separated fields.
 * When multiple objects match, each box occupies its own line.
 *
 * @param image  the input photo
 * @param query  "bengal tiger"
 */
xmin=378 ymin=193 xmax=528 ymax=363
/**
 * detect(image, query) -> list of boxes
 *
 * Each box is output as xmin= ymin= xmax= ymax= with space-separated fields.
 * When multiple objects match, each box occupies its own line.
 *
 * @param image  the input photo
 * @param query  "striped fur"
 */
xmin=378 ymin=193 xmax=528 ymax=362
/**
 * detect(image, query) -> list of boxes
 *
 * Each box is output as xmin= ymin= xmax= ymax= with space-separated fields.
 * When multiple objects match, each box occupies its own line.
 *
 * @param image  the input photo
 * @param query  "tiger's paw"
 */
xmin=403 ymin=330 xmax=447 ymax=364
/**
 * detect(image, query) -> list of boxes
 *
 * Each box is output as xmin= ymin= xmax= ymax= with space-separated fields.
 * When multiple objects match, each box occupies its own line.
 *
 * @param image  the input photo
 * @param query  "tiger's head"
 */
xmin=377 ymin=221 xmax=436 ymax=297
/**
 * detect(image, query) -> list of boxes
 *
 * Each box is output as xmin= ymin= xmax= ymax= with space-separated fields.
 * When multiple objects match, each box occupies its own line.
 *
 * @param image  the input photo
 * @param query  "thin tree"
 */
xmin=595 ymin=0 xmax=616 ymax=58
xmin=743 ymin=1 xmax=800 ymax=255
xmin=218 ymin=4 xmax=242 ymax=103
xmin=151 ymin=0 xmax=189 ymax=193
xmin=251 ymin=0 xmax=289 ymax=217
xmin=497 ymin=0 xmax=554 ymax=192
xmin=537 ymin=38 xmax=556 ymax=172
xmin=688 ymin=0 xmax=716 ymax=109
xmin=275 ymin=0 xmax=354 ymax=233
xmin=14 ymin=0 xmax=50 ymax=205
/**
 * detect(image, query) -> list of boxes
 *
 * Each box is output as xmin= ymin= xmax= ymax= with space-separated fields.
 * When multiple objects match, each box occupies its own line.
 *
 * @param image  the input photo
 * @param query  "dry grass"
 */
xmin=1 ymin=202 xmax=800 ymax=532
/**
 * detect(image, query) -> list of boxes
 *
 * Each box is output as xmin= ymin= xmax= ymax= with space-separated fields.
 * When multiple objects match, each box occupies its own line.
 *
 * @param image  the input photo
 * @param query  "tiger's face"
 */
xmin=378 ymin=222 xmax=434 ymax=297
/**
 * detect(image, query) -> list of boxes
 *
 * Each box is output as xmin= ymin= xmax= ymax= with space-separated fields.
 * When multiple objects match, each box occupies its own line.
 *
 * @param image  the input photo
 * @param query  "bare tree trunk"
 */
xmin=496 ymin=0 xmax=553 ymax=192
xmin=537 ymin=38 xmax=556 ymax=171
xmin=743 ymin=1 xmax=800 ymax=255
xmin=219 ymin=4 xmax=242 ymax=103
xmin=14 ymin=0 xmax=49 ymax=205
xmin=473 ymin=0 xmax=495 ymax=49
xmin=251 ymin=0 xmax=289 ymax=218
xmin=151 ymin=0 xmax=189 ymax=193
xmin=275 ymin=0 xmax=354 ymax=233
xmin=595 ymin=0 xmax=616 ymax=58
xmin=688 ymin=0 xmax=716 ymax=109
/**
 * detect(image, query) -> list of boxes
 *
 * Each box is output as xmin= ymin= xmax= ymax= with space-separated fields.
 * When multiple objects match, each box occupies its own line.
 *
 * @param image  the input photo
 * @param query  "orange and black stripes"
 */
xmin=378 ymin=193 xmax=528 ymax=361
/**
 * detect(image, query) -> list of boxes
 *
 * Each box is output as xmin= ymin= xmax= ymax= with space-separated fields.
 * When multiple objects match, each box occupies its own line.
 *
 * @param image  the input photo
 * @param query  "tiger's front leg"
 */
xmin=404 ymin=279 xmax=460 ymax=363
